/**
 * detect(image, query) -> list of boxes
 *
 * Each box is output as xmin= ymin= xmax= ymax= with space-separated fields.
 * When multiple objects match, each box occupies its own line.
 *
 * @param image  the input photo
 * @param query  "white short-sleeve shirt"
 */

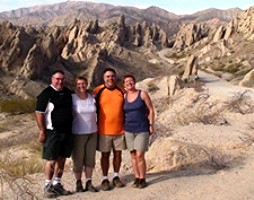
xmin=72 ymin=93 xmax=97 ymax=134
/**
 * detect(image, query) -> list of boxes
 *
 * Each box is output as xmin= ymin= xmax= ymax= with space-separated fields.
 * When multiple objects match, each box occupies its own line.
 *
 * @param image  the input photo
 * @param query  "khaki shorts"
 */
xmin=97 ymin=134 xmax=126 ymax=152
xmin=125 ymin=131 xmax=149 ymax=152
xmin=72 ymin=133 xmax=97 ymax=172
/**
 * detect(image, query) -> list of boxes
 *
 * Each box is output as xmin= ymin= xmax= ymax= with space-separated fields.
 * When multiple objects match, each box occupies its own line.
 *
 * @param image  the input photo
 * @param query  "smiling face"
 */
xmin=76 ymin=78 xmax=88 ymax=94
xmin=123 ymin=76 xmax=136 ymax=91
xmin=51 ymin=72 xmax=65 ymax=91
xmin=103 ymin=70 xmax=116 ymax=88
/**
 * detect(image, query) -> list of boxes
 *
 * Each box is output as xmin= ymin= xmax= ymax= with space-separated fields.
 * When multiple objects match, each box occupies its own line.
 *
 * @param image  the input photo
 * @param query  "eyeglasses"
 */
xmin=52 ymin=77 xmax=65 ymax=81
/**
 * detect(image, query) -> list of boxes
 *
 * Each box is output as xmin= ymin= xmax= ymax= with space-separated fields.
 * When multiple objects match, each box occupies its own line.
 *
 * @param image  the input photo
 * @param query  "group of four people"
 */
xmin=35 ymin=68 xmax=155 ymax=198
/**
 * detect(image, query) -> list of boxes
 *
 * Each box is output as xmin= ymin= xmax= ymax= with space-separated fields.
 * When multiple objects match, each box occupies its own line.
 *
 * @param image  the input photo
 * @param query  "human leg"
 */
xmin=72 ymin=134 xmax=87 ymax=192
xmin=136 ymin=151 xmax=146 ymax=179
xmin=54 ymin=157 xmax=66 ymax=179
xmin=44 ymin=160 xmax=58 ymax=198
xmin=112 ymin=150 xmax=125 ymax=188
xmin=112 ymin=150 xmax=122 ymax=173
xmin=132 ymin=132 xmax=149 ymax=189
xmin=101 ymin=152 xmax=111 ymax=191
xmin=44 ymin=160 xmax=56 ymax=181
xmin=83 ymin=133 xmax=98 ymax=192
xmin=101 ymin=152 xmax=110 ymax=177
xmin=84 ymin=133 xmax=97 ymax=179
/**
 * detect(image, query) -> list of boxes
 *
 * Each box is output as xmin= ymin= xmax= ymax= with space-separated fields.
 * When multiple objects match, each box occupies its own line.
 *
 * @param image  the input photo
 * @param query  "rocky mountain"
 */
xmin=0 ymin=2 xmax=254 ymax=100
xmin=0 ymin=14 xmax=171 ymax=99
xmin=180 ymin=8 xmax=242 ymax=23
xmin=0 ymin=1 xmax=242 ymax=29
xmin=171 ymin=6 xmax=254 ymax=86
xmin=0 ymin=2 xmax=177 ymax=27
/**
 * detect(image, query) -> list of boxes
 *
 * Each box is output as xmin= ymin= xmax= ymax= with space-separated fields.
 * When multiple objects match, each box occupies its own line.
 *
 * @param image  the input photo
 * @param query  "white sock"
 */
xmin=113 ymin=172 xmax=119 ymax=178
xmin=86 ymin=178 xmax=91 ymax=182
xmin=103 ymin=176 xmax=108 ymax=180
xmin=52 ymin=177 xmax=61 ymax=185
xmin=45 ymin=180 xmax=51 ymax=186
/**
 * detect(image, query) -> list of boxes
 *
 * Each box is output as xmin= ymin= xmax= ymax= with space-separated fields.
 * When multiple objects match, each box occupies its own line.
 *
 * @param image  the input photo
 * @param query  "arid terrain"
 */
xmin=1 ymin=1 xmax=254 ymax=200
xmin=1 ymin=49 xmax=254 ymax=199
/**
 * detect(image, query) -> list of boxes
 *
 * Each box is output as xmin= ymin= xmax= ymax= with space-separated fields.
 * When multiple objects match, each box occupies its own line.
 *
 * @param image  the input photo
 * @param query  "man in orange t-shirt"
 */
xmin=94 ymin=68 xmax=126 ymax=191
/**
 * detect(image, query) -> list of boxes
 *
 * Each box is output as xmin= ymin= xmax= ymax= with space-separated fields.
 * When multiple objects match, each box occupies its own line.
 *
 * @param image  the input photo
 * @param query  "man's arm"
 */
xmin=35 ymin=112 xmax=47 ymax=143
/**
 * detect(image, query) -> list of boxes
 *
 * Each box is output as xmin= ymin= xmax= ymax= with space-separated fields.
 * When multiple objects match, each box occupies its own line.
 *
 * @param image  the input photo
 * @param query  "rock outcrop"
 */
xmin=173 ymin=23 xmax=209 ymax=51
xmin=182 ymin=55 xmax=199 ymax=81
xmin=0 ymin=15 xmax=170 ymax=98
xmin=239 ymin=69 xmax=254 ymax=88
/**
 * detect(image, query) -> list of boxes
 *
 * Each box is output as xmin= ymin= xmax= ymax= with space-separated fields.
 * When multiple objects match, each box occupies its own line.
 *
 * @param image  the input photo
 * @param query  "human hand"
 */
xmin=37 ymin=130 xmax=46 ymax=143
xmin=149 ymin=125 xmax=154 ymax=135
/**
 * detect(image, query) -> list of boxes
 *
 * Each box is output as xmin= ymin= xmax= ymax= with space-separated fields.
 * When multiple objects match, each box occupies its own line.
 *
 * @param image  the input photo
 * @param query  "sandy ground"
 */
xmin=2 ymin=112 xmax=254 ymax=200
xmin=1 ymin=50 xmax=254 ymax=199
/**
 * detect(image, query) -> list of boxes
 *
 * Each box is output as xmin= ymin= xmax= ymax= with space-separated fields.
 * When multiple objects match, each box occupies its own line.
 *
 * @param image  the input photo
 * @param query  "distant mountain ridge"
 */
xmin=0 ymin=1 xmax=243 ymax=28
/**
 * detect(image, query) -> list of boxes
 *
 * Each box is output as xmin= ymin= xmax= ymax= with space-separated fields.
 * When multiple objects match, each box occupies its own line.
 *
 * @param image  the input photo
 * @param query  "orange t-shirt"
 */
xmin=94 ymin=84 xmax=125 ymax=135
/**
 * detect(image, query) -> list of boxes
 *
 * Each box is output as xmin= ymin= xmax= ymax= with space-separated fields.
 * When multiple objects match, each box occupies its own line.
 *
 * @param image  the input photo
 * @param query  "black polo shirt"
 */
xmin=36 ymin=86 xmax=73 ymax=132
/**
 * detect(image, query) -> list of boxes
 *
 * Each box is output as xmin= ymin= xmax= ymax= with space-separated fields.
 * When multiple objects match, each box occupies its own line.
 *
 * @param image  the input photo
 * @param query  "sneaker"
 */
xmin=132 ymin=178 xmax=140 ymax=188
xmin=44 ymin=184 xmax=58 ymax=198
xmin=52 ymin=183 xmax=72 ymax=195
xmin=138 ymin=179 xmax=147 ymax=189
xmin=85 ymin=180 xmax=98 ymax=192
xmin=101 ymin=179 xmax=111 ymax=191
xmin=76 ymin=180 xmax=85 ymax=193
xmin=112 ymin=176 xmax=124 ymax=188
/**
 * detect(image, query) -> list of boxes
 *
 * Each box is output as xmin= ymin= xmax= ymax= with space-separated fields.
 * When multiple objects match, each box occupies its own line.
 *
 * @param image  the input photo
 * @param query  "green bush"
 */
xmin=0 ymin=98 xmax=36 ymax=114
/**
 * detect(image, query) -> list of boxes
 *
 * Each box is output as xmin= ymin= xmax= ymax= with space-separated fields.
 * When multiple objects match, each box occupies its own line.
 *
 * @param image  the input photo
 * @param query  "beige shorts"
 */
xmin=72 ymin=133 xmax=97 ymax=172
xmin=97 ymin=134 xmax=126 ymax=152
xmin=125 ymin=131 xmax=149 ymax=152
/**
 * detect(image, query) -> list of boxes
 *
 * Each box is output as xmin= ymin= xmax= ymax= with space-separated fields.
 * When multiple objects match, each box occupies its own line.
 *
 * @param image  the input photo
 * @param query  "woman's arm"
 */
xmin=141 ymin=90 xmax=155 ymax=135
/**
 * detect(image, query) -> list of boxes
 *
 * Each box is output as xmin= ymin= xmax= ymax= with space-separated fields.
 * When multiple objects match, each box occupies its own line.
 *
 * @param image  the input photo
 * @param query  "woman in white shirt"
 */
xmin=72 ymin=76 xmax=98 ymax=193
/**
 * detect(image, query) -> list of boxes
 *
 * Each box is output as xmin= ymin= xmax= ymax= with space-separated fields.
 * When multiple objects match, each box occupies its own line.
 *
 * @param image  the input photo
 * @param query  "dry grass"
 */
xmin=224 ymin=90 xmax=254 ymax=114
xmin=149 ymin=123 xmax=174 ymax=145
xmin=0 ymin=98 xmax=36 ymax=114
xmin=0 ymin=141 xmax=43 ymax=199
xmin=202 ymin=147 xmax=230 ymax=170
xmin=0 ymin=170 xmax=40 ymax=200
xmin=146 ymin=80 xmax=159 ymax=92
xmin=174 ymin=105 xmax=227 ymax=126
xmin=0 ymin=154 xmax=44 ymax=177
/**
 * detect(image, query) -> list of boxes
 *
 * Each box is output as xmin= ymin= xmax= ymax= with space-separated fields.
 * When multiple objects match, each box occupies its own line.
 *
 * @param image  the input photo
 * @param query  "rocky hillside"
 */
xmin=170 ymin=6 xmax=254 ymax=86
xmin=0 ymin=14 xmax=171 ymax=99
xmin=0 ymin=1 xmax=243 ymax=35
xmin=0 ymin=3 xmax=254 ymax=99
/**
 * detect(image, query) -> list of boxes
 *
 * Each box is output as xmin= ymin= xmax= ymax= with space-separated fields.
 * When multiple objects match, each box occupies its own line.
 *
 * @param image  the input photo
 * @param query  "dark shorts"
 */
xmin=42 ymin=130 xmax=73 ymax=160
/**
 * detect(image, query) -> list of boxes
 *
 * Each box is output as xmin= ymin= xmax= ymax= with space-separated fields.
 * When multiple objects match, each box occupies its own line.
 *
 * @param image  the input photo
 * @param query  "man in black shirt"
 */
xmin=35 ymin=70 xmax=73 ymax=198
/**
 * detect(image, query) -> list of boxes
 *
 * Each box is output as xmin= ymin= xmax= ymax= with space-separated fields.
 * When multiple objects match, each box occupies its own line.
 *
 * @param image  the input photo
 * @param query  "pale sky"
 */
xmin=0 ymin=0 xmax=253 ymax=14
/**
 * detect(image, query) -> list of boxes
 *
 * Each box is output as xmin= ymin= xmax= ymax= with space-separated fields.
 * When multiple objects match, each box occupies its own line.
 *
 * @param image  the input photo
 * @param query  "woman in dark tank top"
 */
xmin=123 ymin=74 xmax=155 ymax=189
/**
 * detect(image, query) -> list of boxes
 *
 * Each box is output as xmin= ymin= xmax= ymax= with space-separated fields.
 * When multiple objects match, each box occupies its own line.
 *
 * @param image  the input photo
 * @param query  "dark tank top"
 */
xmin=124 ymin=90 xmax=149 ymax=132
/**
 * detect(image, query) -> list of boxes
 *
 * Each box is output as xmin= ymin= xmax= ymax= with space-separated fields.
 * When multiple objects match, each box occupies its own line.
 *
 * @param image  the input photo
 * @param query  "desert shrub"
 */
xmin=0 ymin=169 xmax=41 ymax=199
xmin=241 ymin=122 xmax=254 ymax=144
xmin=166 ymin=52 xmax=186 ymax=60
xmin=174 ymin=104 xmax=227 ymax=126
xmin=149 ymin=123 xmax=174 ymax=145
xmin=202 ymin=147 xmax=230 ymax=170
xmin=0 ymin=155 xmax=44 ymax=177
xmin=152 ymin=97 xmax=174 ymax=114
xmin=0 ymin=98 xmax=36 ymax=114
xmin=147 ymin=81 xmax=159 ymax=92
xmin=225 ymin=63 xmax=242 ymax=74
xmin=224 ymin=90 xmax=254 ymax=114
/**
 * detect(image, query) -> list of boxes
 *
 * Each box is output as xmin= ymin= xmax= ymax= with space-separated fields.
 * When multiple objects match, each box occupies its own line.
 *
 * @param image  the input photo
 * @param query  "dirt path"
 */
xmin=198 ymin=71 xmax=254 ymax=99
xmin=158 ymin=48 xmax=254 ymax=99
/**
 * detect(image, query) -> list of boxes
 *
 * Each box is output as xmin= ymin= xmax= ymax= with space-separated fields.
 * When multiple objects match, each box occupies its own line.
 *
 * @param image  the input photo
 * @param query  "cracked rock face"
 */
xmin=0 ymin=15 xmax=169 ymax=98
